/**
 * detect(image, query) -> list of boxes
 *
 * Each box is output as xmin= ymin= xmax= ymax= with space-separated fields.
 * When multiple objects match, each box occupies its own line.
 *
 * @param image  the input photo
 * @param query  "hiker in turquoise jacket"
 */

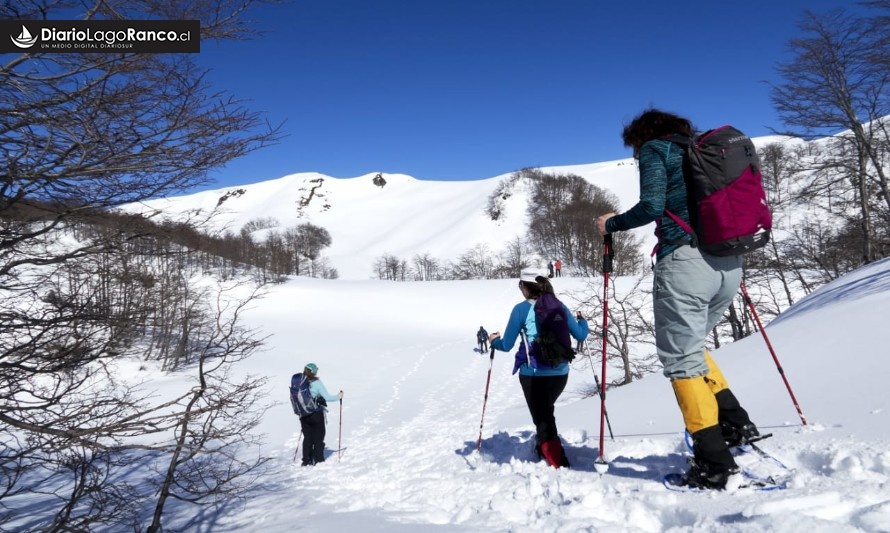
xmin=595 ymin=108 xmax=759 ymax=490
xmin=489 ymin=268 xmax=589 ymax=468
xmin=299 ymin=363 xmax=343 ymax=466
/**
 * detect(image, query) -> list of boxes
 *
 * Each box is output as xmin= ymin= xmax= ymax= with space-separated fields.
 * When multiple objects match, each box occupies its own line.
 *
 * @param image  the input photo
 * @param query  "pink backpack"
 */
xmin=664 ymin=125 xmax=772 ymax=256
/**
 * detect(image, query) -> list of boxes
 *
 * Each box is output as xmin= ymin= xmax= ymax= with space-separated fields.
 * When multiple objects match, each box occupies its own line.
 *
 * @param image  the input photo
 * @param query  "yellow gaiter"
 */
xmin=671 ymin=376 xmax=719 ymax=434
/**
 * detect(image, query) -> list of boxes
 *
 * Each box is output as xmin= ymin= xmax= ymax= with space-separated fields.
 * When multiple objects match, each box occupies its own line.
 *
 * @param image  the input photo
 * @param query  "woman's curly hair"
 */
xmin=621 ymin=108 xmax=694 ymax=154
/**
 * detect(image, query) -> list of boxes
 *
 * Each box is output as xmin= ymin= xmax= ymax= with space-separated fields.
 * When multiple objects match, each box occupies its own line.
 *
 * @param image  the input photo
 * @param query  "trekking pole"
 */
xmin=740 ymin=280 xmax=808 ymax=426
xmin=292 ymin=429 xmax=302 ymax=463
xmin=476 ymin=345 xmax=496 ymax=452
xmin=595 ymin=234 xmax=613 ymax=473
xmin=583 ymin=341 xmax=614 ymax=441
xmin=338 ymin=397 xmax=344 ymax=462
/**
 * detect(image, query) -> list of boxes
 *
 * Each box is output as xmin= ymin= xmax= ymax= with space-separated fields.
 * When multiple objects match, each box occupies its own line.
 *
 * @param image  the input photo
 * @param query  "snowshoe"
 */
xmin=678 ymin=458 xmax=740 ymax=490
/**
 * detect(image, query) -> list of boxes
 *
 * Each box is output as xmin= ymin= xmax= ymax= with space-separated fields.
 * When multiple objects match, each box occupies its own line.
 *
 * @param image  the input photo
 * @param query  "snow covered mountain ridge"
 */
xmin=132 ymin=136 xmax=795 ymax=280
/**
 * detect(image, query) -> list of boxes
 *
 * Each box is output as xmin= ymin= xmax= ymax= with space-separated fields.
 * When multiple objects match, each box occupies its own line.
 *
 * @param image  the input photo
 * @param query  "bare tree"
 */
xmin=412 ymin=252 xmax=442 ymax=281
xmin=241 ymin=217 xmax=281 ymax=235
xmin=502 ymin=168 xmax=644 ymax=276
xmin=495 ymin=236 xmax=534 ymax=279
xmin=572 ymin=277 xmax=658 ymax=386
xmin=282 ymin=223 xmax=332 ymax=276
xmin=310 ymin=256 xmax=339 ymax=279
xmin=760 ymin=142 xmax=794 ymax=209
xmin=747 ymin=142 xmax=804 ymax=309
xmin=770 ymin=4 xmax=890 ymax=264
xmin=452 ymin=243 xmax=497 ymax=280
xmin=524 ymin=170 xmax=632 ymax=274
xmin=147 ymin=282 xmax=270 ymax=533
xmin=0 ymin=0 xmax=280 ymax=528
xmin=374 ymin=253 xmax=410 ymax=280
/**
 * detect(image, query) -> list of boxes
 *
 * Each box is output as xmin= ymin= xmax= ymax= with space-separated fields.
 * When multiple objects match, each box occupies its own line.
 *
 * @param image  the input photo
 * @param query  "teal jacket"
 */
xmin=605 ymin=139 xmax=692 ymax=260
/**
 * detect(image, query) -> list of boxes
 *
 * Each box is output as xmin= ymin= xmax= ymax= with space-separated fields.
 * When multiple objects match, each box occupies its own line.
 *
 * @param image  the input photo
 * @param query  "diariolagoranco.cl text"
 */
xmin=41 ymin=27 xmax=193 ymax=45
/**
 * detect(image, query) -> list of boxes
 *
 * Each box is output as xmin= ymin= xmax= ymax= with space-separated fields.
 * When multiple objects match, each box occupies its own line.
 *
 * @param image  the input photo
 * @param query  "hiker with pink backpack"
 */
xmin=596 ymin=108 xmax=765 ymax=489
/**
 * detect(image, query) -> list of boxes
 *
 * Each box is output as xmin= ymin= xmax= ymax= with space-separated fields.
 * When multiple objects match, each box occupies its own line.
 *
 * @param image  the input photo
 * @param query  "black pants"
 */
xmin=519 ymin=374 xmax=568 ymax=444
xmin=299 ymin=410 xmax=326 ymax=465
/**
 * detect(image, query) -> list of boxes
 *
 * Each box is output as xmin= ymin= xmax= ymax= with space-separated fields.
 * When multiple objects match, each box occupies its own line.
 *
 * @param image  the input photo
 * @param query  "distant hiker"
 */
xmin=596 ymin=108 xmax=759 ymax=490
xmin=547 ymin=261 xmax=554 ymax=278
xmin=554 ymin=259 xmax=562 ymax=277
xmin=292 ymin=363 xmax=343 ymax=467
xmin=477 ymin=326 xmax=489 ymax=352
xmin=574 ymin=312 xmax=588 ymax=352
xmin=488 ymin=269 xmax=589 ymax=468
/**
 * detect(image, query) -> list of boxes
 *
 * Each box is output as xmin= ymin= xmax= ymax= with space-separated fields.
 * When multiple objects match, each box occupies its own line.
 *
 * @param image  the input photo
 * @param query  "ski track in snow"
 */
xmin=255 ymin=339 xmax=890 ymax=532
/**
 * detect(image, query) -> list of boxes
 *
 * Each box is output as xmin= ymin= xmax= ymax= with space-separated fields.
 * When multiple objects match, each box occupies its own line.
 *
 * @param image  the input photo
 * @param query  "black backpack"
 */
xmin=664 ymin=125 xmax=772 ymax=256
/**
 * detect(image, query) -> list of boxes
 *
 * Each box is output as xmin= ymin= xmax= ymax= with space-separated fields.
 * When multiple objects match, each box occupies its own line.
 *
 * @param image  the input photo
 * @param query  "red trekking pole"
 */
xmin=476 ymin=345 xmax=496 ymax=452
xmin=740 ymin=281 xmax=807 ymax=425
xmin=582 ymin=341 xmax=614 ymax=441
xmin=595 ymin=234 xmax=613 ymax=473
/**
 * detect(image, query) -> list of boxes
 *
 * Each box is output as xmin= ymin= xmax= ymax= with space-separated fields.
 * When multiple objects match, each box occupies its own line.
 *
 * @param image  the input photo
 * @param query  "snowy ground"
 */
xmin=150 ymin=258 xmax=890 ymax=532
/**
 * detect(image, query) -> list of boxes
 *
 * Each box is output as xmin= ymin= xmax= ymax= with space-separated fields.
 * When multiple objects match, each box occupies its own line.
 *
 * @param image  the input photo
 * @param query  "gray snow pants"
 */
xmin=653 ymin=245 xmax=743 ymax=379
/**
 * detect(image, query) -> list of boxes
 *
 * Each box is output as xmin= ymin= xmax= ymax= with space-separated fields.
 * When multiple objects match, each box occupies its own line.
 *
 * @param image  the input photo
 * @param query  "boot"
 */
xmin=714 ymin=389 xmax=759 ymax=446
xmin=681 ymin=457 xmax=741 ymax=490
xmin=540 ymin=439 xmax=569 ymax=469
xmin=672 ymin=376 xmax=738 ymax=486
xmin=692 ymin=426 xmax=738 ymax=475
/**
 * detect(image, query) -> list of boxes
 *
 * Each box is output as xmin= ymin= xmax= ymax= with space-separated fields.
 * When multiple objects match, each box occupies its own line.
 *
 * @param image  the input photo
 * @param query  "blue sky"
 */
xmin=196 ymin=0 xmax=864 ymax=191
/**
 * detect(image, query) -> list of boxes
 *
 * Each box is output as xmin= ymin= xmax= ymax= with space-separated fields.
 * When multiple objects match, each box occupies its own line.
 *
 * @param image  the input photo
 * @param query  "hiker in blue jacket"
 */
xmin=488 ymin=268 xmax=589 ymax=468
xmin=595 ymin=108 xmax=759 ymax=490
xmin=574 ymin=312 xmax=588 ymax=352
xmin=299 ymin=363 xmax=343 ymax=466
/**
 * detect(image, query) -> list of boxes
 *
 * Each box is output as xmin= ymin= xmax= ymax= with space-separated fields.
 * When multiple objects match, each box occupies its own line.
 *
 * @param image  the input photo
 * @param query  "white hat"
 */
xmin=520 ymin=268 xmax=545 ymax=283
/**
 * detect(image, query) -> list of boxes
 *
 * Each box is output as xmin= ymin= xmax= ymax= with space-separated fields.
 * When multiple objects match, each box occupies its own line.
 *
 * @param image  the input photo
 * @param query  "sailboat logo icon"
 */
xmin=11 ymin=25 xmax=38 ymax=49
